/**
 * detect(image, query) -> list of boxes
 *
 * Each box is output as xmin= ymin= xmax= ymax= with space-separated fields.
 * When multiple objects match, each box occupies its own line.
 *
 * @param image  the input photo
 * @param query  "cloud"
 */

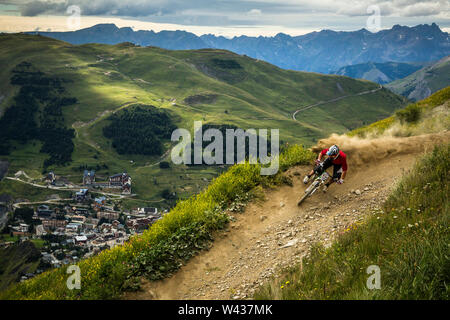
xmin=18 ymin=0 xmax=274 ymax=17
xmin=402 ymin=1 xmax=444 ymax=17
xmin=0 ymin=0 xmax=30 ymax=4
xmin=20 ymin=0 xmax=65 ymax=16
xmin=18 ymin=0 xmax=173 ymax=16
xmin=334 ymin=0 xmax=448 ymax=17
xmin=247 ymin=9 xmax=262 ymax=16
xmin=15 ymin=0 xmax=450 ymax=25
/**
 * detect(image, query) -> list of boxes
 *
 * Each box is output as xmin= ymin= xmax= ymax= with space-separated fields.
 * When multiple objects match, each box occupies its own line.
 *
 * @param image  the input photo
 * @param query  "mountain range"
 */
xmin=27 ymin=23 xmax=450 ymax=74
xmin=386 ymin=55 xmax=450 ymax=101
xmin=331 ymin=61 xmax=428 ymax=84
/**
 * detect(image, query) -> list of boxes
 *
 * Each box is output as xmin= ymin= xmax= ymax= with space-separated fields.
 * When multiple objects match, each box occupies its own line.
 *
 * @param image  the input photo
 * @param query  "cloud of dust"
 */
xmin=312 ymin=131 xmax=450 ymax=167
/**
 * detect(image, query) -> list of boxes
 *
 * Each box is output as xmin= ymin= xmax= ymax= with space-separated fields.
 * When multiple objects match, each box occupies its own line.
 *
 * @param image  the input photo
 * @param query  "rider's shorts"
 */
xmin=315 ymin=158 xmax=343 ymax=181
xmin=332 ymin=166 xmax=343 ymax=181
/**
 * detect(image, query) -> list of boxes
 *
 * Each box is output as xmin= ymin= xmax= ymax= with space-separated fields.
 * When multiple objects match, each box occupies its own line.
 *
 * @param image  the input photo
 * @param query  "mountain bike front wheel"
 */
xmin=297 ymin=185 xmax=316 ymax=206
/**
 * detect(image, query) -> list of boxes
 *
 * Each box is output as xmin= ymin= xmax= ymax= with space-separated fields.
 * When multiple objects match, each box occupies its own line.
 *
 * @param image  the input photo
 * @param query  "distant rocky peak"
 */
xmin=86 ymin=23 xmax=119 ymax=32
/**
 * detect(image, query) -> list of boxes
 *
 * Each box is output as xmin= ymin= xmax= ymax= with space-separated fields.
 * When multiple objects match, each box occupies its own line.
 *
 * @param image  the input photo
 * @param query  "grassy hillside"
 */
xmin=0 ymin=33 xmax=405 ymax=205
xmin=0 ymin=241 xmax=42 ymax=292
xmin=0 ymin=179 xmax=71 ymax=202
xmin=386 ymin=56 xmax=450 ymax=101
xmin=348 ymin=86 xmax=450 ymax=138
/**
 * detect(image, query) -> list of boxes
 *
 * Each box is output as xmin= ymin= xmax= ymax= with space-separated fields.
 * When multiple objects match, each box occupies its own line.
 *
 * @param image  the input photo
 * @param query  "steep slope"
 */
xmin=332 ymin=61 xmax=427 ymax=84
xmin=348 ymin=86 xmax=450 ymax=139
xmin=386 ymin=56 xmax=450 ymax=101
xmin=254 ymin=143 xmax=449 ymax=300
xmin=0 ymin=241 xmax=41 ymax=292
xmin=0 ymin=33 xmax=405 ymax=204
xmin=125 ymin=90 xmax=450 ymax=300
xmin=28 ymin=23 xmax=450 ymax=74
xmin=124 ymin=130 xmax=450 ymax=300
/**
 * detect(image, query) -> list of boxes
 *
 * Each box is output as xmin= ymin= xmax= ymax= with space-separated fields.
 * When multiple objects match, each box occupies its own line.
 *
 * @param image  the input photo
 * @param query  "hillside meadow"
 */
xmin=0 ymin=33 xmax=406 ymax=205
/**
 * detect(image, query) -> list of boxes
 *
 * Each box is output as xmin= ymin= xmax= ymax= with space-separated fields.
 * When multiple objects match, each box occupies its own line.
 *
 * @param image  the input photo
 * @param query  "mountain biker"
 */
xmin=303 ymin=145 xmax=347 ymax=192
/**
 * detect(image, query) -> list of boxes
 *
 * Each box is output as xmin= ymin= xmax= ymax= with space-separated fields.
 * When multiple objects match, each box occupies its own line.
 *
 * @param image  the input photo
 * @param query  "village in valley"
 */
xmin=0 ymin=169 xmax=164 ymax=282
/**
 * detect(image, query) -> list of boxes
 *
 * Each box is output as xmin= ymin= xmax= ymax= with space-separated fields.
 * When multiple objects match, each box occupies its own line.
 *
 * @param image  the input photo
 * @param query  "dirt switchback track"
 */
xmin=124 ymin=131 xmax=450 ymax=300
xmin=292 ymin=85 xmax=383 ymax=121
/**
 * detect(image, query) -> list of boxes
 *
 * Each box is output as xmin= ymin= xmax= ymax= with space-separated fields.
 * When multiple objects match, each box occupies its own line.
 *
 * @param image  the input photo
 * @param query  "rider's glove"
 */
xmin=315 ymin=159 xmax=321 ymax=165
xmin=337 ymin=179 xmax=344 ymax=185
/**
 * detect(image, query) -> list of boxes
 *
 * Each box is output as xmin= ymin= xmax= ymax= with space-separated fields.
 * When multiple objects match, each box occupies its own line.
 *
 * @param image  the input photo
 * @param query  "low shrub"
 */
xmin=395 ymin=103 xmax=421 ymax=124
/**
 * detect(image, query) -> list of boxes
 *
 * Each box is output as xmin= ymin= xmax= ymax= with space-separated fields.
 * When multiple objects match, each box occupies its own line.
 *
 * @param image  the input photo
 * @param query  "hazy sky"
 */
xmin=0 ymin=0 xmax=449 ymax=36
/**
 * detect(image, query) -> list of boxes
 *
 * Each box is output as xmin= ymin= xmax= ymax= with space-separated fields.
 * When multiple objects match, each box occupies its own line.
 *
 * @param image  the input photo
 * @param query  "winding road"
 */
xmin=12 ymin=198 xmax=74 ymax=209
xmin=292 ymin=84 xmax=383 ymax=121
xmin=5 ymin=176 xmax=136 ymax=199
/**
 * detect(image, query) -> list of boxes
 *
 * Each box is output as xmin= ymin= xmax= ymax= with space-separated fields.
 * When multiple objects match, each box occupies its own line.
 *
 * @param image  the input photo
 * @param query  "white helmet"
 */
xmin=326 ymin=145 xmax=339 ymax=157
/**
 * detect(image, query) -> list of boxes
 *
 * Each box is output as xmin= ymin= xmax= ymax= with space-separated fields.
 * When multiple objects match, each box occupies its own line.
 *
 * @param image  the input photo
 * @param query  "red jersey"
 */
xmin=321 ymin=149 xmax=348 ymax=171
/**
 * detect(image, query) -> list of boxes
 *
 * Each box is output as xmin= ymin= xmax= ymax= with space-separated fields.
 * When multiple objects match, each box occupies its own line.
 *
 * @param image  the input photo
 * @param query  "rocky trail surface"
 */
xmin=124 ymin=131 xmax=449 ymax=300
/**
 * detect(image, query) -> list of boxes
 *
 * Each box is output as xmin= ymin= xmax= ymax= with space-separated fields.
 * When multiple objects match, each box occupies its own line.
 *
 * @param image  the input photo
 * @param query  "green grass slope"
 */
xmin=386 ymin=56 xmax=450 ymax=101
xmin=0 ymin=34 xmax=405 ymax=204
xmin=348 ymin=86 xmax=450 ymax=138
xmin=0 ymin=241 xmax=42 ymax=292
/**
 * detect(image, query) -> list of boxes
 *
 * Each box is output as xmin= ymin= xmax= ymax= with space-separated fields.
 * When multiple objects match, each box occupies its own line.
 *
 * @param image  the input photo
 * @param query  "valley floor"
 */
xmin=124 ymin=131 xmax=450 ymax=300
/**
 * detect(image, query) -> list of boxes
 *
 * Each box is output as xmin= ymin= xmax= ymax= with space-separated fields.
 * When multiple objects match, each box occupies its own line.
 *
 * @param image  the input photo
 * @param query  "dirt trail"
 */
xmin=292 ymin=84 xmax=382 ymax=120
xmin=124 ymin=131 xmax=449 ymax=300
